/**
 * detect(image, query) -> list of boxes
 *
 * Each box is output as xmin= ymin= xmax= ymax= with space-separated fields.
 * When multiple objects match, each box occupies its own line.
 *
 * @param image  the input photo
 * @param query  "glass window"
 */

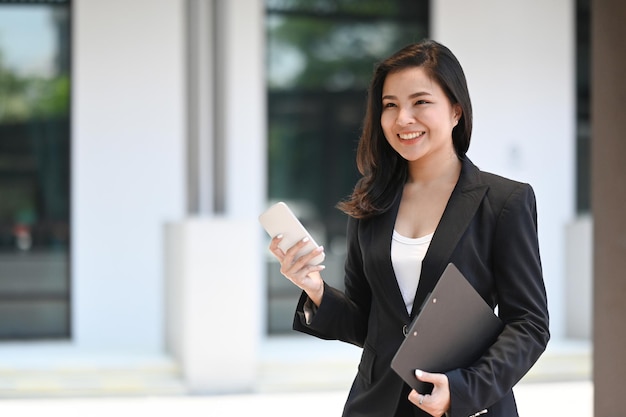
xmin=576 ymin=0 xmax=590 ymax=214
xmin=0 ymin=0 xmax=71 ymax=339
xmin=265 ymin=0 xmax=429 ymax=334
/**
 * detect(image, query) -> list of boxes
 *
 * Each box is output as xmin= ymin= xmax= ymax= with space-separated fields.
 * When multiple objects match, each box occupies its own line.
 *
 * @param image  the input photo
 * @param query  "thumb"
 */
xmin=415 ymin=369 xmax=441 ymax=384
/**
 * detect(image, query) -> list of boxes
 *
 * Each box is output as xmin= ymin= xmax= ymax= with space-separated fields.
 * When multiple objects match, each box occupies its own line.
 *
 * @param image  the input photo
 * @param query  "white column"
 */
xmin=72 ymin=0 xmax=186 ymax=350
xmin=165 ymin=218 xmax=260 ymax=393
xmin=164 ymin=0 xmax=266 ymax=393
xmin=565 ymin=216 xmax=592 ymax=339
xmin=216 ymin=0 xmax=267 ymax=219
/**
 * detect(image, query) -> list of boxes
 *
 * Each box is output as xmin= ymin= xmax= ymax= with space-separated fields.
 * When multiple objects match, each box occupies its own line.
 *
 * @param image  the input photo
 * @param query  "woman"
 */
xmin=269 ymin=40 xmax=550 ymax=417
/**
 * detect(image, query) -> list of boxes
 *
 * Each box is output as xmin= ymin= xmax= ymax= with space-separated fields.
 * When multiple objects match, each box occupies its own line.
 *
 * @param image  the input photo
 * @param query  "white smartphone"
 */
xmin=259 ymin=201 xmax=325 ymax=265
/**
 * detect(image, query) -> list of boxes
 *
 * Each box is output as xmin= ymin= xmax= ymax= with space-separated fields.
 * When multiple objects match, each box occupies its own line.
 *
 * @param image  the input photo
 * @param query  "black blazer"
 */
xmin=293 ymin=157 xmax=550 ymax=417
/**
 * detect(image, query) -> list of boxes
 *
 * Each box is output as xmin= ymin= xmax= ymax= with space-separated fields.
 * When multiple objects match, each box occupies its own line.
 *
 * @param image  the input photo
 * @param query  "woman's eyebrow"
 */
xmin=382 ymin=91 xmax=432 ymax=101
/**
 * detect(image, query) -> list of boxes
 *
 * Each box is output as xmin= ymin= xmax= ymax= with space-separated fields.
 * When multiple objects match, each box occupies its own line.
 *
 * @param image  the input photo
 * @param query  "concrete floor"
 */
xmin=0 ymin=380 xmax=592 ymax=417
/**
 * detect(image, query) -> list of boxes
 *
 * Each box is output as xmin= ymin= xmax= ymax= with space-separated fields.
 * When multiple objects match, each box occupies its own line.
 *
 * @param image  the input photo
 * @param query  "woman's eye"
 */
xmin=383 ymin=102 xmax=396 ymax=108
xmin=415 ymin=100 xmax=428 ymax=105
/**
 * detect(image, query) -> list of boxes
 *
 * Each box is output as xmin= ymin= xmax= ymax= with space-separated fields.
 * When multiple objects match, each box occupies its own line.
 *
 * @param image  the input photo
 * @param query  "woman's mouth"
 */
xmin=398 ymin=131 xmax=425 ymax=140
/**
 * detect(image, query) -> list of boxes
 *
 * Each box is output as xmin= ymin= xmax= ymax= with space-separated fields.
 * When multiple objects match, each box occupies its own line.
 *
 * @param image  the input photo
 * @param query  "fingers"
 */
xmin=409 ymin=390 xmax=447 ymax=417
xmin=408 ymin=390 xmax=425 ymax=405
xmin=269 ymin=235 xmax=325 ymax=287
xmin=270 ymin=235 xmax=323 ymax=266
xmin=269 ymin=234 xmax=286 ymax=259
xmin=285 ymin=238 xmax=323 ymax=267
xmin=409 ymin=370 xmax=451 ymax=417
xmin=269 ymin=234 xmax=309 ymax=260
xmin=280 ymin=247 xmax=325 ymax=283
xmin=415 ymin=369 xmax=446 ymax=385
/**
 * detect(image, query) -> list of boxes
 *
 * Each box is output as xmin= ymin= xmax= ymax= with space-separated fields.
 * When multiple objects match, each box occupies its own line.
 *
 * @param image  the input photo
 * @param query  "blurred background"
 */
xmin=0 ymin=0 xmax=592 ymax=408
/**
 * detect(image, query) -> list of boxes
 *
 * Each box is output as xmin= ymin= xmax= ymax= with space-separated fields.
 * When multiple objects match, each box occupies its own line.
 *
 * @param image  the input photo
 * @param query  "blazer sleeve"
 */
xmin=292 ymin=215 xmax=372 ymax=348
xmin=446 ymin=183 xmax=550 ymax=417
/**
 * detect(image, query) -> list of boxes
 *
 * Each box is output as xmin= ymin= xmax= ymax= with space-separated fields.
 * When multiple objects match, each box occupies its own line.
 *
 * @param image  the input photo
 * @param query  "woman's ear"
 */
xmin=453 ymin=104 xmax=462 ymax=126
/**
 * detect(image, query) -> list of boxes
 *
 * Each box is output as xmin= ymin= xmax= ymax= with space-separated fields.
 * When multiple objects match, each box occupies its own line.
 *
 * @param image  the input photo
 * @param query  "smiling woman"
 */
xmin=267 ymin=40 xmax=550 ymax=417
xmin=0 ymin=0 xmax=71 ymax=339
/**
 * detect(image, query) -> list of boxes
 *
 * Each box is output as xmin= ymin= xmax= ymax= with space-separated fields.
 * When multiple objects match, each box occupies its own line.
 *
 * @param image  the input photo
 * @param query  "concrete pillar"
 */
xmin=565 ymin=216 xmax=592 ymax=339
xmin=162 ymin=0 xmax=266 ymax=394
xmin=592 ymin=1 xmax=626 ymax=415
xmin=164 ymin=218 xmax=261 ymax=394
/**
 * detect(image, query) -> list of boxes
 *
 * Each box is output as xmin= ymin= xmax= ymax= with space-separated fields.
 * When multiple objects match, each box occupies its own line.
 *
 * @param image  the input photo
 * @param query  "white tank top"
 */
xmin=391 ymin=230 xmax=434 ymax=314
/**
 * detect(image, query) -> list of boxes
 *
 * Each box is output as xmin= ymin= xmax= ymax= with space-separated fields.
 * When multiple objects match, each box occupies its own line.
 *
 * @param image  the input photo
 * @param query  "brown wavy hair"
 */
xmin=337 ymin=40 xmax=473 ymax=219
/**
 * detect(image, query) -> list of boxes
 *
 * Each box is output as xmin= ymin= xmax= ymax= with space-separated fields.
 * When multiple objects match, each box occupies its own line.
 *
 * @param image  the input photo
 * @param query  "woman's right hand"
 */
xmin=269 ymin=235 xmax=326 ymax=306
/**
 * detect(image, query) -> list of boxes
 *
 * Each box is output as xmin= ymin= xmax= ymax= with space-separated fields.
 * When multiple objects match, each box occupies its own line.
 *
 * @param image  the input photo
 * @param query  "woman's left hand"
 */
xmin=408 ymin=369 xmax=451 ymax=417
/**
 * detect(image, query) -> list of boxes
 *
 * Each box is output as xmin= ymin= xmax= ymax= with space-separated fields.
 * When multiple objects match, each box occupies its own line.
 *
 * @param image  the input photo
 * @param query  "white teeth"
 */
xmin=399 ymin=131 xmax=424 ymax=140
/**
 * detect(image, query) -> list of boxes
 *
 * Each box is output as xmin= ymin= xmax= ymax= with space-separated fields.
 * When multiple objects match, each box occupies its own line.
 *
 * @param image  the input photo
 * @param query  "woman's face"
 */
xmin=380 ymin=66 xmax=460 ymax=164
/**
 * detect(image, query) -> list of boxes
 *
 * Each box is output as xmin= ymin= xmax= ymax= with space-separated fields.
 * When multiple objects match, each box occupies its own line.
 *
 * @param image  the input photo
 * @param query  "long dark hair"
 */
xmin=338 ymin=40 xmax=473 ymax=219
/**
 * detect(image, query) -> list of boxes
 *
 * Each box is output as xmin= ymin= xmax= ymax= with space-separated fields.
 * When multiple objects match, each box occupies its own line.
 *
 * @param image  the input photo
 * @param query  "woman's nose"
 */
xmin=396 ymin=107 xmax=415 ymax=126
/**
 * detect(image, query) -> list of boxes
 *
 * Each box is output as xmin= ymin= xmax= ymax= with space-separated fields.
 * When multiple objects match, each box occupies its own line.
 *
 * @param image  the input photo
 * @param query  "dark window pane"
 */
xmin=265 ymin=0 xmax=429 ymax=334
xmin=576 ymin=0 xmax=590 ymax=214
xmin=0 ymin=1 xmax=71 ymax=339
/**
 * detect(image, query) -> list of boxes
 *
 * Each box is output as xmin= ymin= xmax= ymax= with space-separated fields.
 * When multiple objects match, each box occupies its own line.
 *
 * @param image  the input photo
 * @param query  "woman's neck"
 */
xmin=406 ymin=151 xmax=462 ymax=186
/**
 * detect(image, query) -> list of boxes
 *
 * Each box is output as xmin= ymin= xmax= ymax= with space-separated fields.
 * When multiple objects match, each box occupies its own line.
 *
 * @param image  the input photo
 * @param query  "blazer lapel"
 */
xmin=411 ymin=158 xmax=488 ymax=319
xmin=370 ymin=190 xmax=412 ymax=321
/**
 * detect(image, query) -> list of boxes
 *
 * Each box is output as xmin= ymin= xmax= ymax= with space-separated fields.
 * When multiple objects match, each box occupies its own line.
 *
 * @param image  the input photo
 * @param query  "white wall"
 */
xmin=72 ymin=0 xmax=186 ymax=350
xmin=218 ymin=0 xmax=267 ymax=218
xmin=432 ymin=0 xmax=576 ymax=338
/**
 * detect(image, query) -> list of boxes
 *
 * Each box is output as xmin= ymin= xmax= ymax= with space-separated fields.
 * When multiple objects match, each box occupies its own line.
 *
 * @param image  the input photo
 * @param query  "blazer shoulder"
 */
xmin=479 ymin=170 xmax=526 ymax=190
xmin=462 ymin=157 xmax=528 ymax=193
xmin=477 ymin=170 xmax=535 ymax=213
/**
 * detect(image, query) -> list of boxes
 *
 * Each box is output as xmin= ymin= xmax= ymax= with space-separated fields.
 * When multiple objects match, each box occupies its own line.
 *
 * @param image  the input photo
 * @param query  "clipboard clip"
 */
xmin=403 ymin=291 xmax=433 ymax=337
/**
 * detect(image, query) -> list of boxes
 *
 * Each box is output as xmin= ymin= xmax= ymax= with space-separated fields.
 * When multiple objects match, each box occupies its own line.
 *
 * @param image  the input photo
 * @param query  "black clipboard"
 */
xmin=390 ymin=263 xmax=504 ymax=393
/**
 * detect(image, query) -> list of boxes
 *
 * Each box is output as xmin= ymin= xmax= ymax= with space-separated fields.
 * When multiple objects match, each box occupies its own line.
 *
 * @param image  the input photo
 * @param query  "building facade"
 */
xmin=0 ymin=0 xmax=587 ymax=395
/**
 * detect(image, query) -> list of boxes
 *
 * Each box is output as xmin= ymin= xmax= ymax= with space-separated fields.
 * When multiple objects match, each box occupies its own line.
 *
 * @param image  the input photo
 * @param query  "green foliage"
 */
xmin=0 ymin=51 xmax=69 ymax=123
xmin=267 ymin=0 xmax=428 ymax=91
